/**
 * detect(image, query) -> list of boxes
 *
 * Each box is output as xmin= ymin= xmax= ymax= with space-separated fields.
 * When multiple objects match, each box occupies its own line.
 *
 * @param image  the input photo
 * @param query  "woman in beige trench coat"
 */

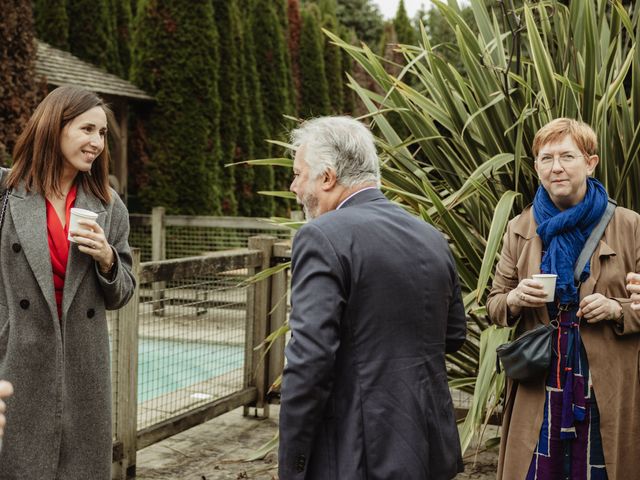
xmin=487 ymin=118 xmax=640 ymax=480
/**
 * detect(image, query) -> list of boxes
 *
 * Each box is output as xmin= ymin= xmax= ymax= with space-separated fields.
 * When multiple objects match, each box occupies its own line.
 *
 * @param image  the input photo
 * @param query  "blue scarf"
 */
xmin=533 ymin=177 xmax=609 ymax=304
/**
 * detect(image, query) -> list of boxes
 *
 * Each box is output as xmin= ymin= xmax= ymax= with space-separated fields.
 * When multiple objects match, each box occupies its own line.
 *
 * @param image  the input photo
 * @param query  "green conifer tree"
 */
xmin=340 ymin=26 xmax=357 ymax=115
xmin=253 ymin=0 xmax=294 ymax=210
xmin=299 ymin=4 xmax=330 ymax=117
xmin=274 ymin=0 xmax=297 ymax=118
xmin=287 ymin=0 xmax=302 ymax=112
xmin=131 ymin=0 xmax=221 ymax=214
xmin=111 ymin=0 xmax=133 ymax=78
xmin=212 ymin=0 xmax=240 ymax=215
xmin=318 ymin=0 xmax=344 ymax=114
xmin=67 ymin=0 xmax=121 ymax=75
xmin=238 ymin=0 xmax=275 ymax=216
xmin=33 ymin=0 xmax=69 ymax=50
xmin=393 ymin=0 xmax=417 ymax=46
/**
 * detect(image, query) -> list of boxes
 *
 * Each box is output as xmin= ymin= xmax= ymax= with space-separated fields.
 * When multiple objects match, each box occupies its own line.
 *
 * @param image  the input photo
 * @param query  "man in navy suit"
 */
xmin=278 ymin=116 xmax=467 ymax=479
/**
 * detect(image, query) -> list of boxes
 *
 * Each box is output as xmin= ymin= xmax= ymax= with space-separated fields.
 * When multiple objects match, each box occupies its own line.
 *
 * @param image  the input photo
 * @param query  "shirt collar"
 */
xmin=336 ymin=187 xmax=377 ymax=210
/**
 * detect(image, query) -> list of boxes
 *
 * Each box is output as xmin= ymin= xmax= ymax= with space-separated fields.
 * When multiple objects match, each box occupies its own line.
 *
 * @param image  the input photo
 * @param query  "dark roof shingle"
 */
xmin=35 ymin=40 xmax=153 ymax=101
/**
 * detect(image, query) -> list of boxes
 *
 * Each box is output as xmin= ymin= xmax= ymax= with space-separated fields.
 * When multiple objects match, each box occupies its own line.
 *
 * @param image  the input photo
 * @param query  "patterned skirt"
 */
xmin=525 ymin=310 xmax=607 ymax=480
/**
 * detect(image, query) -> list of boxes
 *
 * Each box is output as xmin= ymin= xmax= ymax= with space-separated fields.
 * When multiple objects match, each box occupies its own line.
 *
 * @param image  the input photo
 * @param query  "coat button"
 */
xmin=20 ymin=299 xmax=29 ymax=309
xmin=87 ymin=308 xmax=95 ymax=318
xmin=12 ymin=243 xmax=21 ymax=253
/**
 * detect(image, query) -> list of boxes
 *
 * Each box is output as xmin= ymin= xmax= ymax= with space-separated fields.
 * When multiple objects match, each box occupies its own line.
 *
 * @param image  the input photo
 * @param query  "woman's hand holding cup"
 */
xmin=506 ymin=278 xmax=549 ymax=317
xmin=69 ymin=219 xmax=114 ymax=273
xmin=626 ymin=272 xmax=640 ymax=311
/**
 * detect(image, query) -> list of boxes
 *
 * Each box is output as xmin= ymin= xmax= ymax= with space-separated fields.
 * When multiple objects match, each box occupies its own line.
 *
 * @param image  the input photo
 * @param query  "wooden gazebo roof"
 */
xmin=35 ymin=40 xmax=153 ymax=101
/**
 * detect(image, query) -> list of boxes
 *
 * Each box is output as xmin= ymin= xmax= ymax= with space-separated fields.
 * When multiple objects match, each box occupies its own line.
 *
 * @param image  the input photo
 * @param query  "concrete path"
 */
xmin=135 ymin=405 xmax=499 ymax=479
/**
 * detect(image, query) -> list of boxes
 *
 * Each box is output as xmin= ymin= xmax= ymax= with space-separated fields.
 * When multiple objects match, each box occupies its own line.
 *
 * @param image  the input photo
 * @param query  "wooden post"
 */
xmin=112 ymin=249 xmax=141 ymax=479
xmin=151 ymin=207 xmax=166 ymax=316
xmin=267 ymin=246 xmax=289 ymax=400
xmin=243 ymin=235 xmax=276 ymax=418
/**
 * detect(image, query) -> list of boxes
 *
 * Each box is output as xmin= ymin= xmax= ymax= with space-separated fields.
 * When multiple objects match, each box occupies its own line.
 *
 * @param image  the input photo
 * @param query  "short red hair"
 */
xmin=532 ymin=118 xmax=598 ymax=158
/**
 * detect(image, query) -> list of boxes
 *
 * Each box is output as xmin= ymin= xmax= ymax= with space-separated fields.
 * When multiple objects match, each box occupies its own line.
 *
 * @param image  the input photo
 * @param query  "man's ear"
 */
xmin=320 ymin=169 xmax=337 ymax=191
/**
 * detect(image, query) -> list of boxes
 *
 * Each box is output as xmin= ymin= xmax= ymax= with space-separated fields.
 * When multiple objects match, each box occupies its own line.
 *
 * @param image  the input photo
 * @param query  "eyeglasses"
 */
xmin=536 ymin=153 xmax=585 ymax=168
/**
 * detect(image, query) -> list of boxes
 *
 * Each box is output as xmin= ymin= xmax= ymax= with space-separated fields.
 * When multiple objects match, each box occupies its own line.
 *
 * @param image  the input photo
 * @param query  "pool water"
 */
xmin=137 ymin=338 xmax=244 ymax=402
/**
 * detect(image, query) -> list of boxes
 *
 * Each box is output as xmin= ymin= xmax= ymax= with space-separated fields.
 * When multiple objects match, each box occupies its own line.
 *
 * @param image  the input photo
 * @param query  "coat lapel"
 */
xmin=62 ymin=185 xmax=106 ymax=319
xmin=9 ymin=186 xmax=58 ymax=320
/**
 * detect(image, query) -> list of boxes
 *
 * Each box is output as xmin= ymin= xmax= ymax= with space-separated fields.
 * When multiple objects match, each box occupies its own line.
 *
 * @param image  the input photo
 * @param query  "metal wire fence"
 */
xmin=129 ymin=211 xmax=293 ymax=262
xmin=135 ymin=271 xmax=250 ymax=430
xmin=109 ymin=245 xmax=281 ymax=474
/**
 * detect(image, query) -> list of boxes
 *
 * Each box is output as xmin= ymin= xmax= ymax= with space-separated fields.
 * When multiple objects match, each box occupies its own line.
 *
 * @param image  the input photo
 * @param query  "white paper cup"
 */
xmin=532 ymin=274 xmax=557 ymax=302
xmin=68 ymin=207 xmax=98 ymax=242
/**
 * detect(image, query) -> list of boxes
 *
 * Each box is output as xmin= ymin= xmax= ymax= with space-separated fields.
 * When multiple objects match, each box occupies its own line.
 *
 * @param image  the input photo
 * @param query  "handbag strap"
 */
xmin=573 ymin=198 xmax=617 ymax=284
xmin=0 ymin=188 xmax=8 ymax=234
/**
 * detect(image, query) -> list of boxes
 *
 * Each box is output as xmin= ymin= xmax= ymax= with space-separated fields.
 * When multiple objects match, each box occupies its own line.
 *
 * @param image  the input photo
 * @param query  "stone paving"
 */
xmin=135 ymin=405 xmax=499 ymax=480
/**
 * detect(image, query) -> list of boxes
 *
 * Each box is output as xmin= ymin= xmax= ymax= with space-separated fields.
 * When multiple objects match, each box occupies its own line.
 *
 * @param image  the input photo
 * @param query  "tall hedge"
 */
xmin=212 ymin=0 xmax=240 ymax=215
xmin=67 ymin=0 xmax=121 ymax=75
xmin=274 ymin=0 xmax=297 ymax=119
xmin=287 ymin=0 xmax=302 ymax=112
xmin=0 ymin=0 xmax=42 ymax=165
xmin=393 ymin=0 xmax=417 ymax=46
xmin=111 ymin=0 xmax=133 ymax=78
xmin=253 ymin=0 xmax=294 ymax=210
xmin=318 ymin=0 xmax=344 ymax=114
xmin=299 ymin=4 xmax=330 ymax=117
xmin=131 ymin=0 xmax=221 ymax=215
xmin=34 ymin=0 xmax=69 ymax=50
xmin=340 ymin=26 xmax=357 ymax=114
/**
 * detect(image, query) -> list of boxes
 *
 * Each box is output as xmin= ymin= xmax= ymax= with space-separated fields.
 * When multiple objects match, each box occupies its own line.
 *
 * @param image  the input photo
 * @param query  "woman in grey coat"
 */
xmin=0 ymin=86 xmax=135 ymax=479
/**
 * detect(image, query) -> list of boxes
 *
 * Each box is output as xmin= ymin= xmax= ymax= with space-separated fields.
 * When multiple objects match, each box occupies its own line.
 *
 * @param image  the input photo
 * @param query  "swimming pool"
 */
xmin=137 ymin=338 xmax=244 ymax=402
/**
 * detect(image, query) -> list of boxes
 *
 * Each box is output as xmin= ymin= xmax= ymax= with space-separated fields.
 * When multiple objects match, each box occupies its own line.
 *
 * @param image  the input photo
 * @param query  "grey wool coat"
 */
xmin=0 ymin=168 xmax=136 ymax=479
xmin=278 ymin=189 xmax=467 ymax=480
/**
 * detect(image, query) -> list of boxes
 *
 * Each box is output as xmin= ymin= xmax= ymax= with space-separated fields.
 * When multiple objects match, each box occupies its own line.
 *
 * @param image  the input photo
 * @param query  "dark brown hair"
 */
xmin=7 ymin=85 xmax=112 ymax=203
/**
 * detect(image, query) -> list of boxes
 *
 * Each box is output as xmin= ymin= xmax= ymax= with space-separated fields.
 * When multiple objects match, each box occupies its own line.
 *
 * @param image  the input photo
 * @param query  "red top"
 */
xmin=45 ymin=184 xmax=78 ymax=319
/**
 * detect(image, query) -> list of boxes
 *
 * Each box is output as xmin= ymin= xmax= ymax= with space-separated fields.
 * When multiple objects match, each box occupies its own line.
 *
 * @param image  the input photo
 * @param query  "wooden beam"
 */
xmin=136 ymin=388 xmax=258 ymax=450
xmin=139 ymin=249 xmax=262 ymax=284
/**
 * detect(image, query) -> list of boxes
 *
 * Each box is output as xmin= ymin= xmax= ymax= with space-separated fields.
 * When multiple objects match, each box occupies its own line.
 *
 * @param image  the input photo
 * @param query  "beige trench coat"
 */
xmin=487 ymin=205 xmax=640 ymax=480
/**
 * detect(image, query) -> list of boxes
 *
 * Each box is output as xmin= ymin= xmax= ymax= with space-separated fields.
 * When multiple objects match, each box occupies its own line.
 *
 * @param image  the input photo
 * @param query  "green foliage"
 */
xmin=318 ymin=0 xmax=344 ymax=114
xmin=34 ymin=0 xmax=69 ymax=50
xmin=67 ymin=0 xmax=121 ymax=75
xmin=299 ymin=4 xmax=330 ymax=117
xmin=326 ymin=0 xmax=640 ymax=450
xmin=334 ymin=0 xmax=384 ymax=47
xmin=111 ymin=0 xmax=133 ymax=78
xmin=238 ymin=0 xmax=275 ymax=216
xmin=131 ymin=0 xmax=221 ymax=215
xmin=393 ymin=0 xmax=417 ymax=46
xmin=213 ymin=0 xmax=240 ymax=215
xmin=340 ymin=26 xmax=357 ymax=114
xmin=287 ymin=0 xmax=303 ymax=112
xmin=0 ymin=0 xmax=43 ymax=164
xmin=418 ymin=4 xmax=477 ymax=73
xmin=274 ymin=0 xmax=298 ymax=119
xmin=253 ymin=0 xmax=295 ymax=211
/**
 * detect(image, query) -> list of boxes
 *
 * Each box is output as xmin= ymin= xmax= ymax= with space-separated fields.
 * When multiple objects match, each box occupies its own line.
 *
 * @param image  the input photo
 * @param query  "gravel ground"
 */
xmin=135 ymin=405 xmax=499 ymax=480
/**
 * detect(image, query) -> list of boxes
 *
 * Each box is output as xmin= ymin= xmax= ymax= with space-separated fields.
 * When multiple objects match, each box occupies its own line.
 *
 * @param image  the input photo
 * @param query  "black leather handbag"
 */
xmin=496 ymin=199 xmax=617 ymax=382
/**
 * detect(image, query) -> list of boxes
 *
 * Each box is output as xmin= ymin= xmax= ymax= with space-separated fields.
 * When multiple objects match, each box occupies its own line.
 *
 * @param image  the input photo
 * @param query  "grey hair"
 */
xmin=290 ymin=116 xmax=381 ymax=187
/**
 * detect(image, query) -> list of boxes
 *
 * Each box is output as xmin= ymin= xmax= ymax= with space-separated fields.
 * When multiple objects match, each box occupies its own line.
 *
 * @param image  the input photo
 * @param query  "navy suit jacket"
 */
xmin=279 ymin=189 xmax=466 ymax=479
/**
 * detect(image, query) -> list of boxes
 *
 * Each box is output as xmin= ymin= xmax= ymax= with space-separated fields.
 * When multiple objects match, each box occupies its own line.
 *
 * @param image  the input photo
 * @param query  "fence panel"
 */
xmin=129 ymin=212 xmax=292 ymax=262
